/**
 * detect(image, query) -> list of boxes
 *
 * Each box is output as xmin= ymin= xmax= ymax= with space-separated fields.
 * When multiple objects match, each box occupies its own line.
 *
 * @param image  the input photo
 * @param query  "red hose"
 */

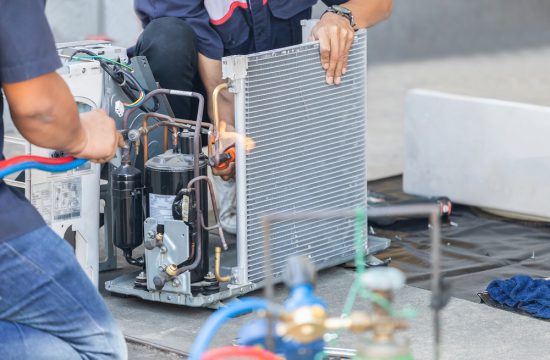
xmin=0 ymin=155 xmax=75 ymax=169
xmin=202 ymin=346 xmax=282 ymax=360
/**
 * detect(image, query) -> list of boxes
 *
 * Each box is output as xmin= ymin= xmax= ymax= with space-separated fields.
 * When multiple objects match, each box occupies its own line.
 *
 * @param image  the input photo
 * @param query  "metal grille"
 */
xmin=231 ymin=31 xmax=367 ymax=284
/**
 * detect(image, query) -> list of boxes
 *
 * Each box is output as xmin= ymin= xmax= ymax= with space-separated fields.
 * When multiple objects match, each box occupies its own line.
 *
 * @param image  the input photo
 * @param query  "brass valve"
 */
xmin=279 ymin=305 xmax=328 ymax=343
xmin=155 ymin=232 xmax=164 ymax=243
xmin=165 ymin=264 xmax=178 ymax=277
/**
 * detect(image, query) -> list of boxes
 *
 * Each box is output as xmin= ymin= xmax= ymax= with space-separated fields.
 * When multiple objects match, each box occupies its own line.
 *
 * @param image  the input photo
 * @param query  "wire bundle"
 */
xmin=0 ymin=155 xmax=87 ymax=179
xmin=70 ymin=50 xmax=158 ymax=111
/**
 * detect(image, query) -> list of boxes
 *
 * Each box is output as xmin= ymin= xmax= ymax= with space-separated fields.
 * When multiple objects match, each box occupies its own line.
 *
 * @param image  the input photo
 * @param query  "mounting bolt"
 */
xmin=160 ymin=246 xmax=168 ymax=254
xmin=172 ymin=279 xmax=181 ymax=287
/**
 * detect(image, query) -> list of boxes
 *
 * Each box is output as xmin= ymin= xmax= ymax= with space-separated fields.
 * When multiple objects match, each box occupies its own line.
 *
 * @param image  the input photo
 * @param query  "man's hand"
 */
xmin=311 ymin=12 xmax=355 ymax=86
xmin=211 ymin=122 xmax=256 ymax=181
xmin=310 ymin=1 xmax=393 ymax=85
xmin=212 ymin=122 xmax=236 ymax=181
xmin=4 ymin=71 xmax=123 ymax=164
xmin=69 ymin=110 xmax=124 ymax=164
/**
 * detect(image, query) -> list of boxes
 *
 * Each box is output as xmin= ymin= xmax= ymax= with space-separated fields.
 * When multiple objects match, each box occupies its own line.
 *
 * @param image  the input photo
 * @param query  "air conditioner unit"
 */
xmin=104 ymin=28 xmax=387 ymax=307
xmin=3 ymin=57 xmax=103 ymax=285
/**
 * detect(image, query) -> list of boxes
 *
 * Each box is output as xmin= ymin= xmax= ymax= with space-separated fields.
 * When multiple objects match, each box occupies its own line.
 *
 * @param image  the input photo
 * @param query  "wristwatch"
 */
xmin=322 ymin=5 xmax=356 ymax=28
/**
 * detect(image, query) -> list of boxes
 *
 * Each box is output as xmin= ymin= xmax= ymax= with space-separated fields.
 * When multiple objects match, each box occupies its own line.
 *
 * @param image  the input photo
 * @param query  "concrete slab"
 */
xmin=367 ymin=46 xmax=550 ymax=180
xmin=403 ymin=90 xmax=550 ymax=220
xmin=105 ymin=266 xmax=550 ymax=359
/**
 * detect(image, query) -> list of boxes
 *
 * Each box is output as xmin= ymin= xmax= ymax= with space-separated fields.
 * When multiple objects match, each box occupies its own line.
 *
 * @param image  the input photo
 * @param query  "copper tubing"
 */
xmin=122 ymin=89 xmax=204 ymax=160
xmin=186 ymin=176 xmax=227 ymax=249
xmin=212 ymin=83 xmax=229 ymax=166
xmin=176 ymin=175 xmax=227 ymax=277
xmin=176 ymin=238 xmax=196 ymax=269
xmin=212 ymin=83 xmax=228 ymax=132
xmin=143 ymin=116 xmax=149 ymax=162
xmin=214 ymin=247 xmax=231 ymax=282
xmin=122 ymin=90 xmax=207 ymax=279
xmin=164 ymin=126 xmax=169 ymax=152
xmin=140 ymin=112 xmax=213 ymax=163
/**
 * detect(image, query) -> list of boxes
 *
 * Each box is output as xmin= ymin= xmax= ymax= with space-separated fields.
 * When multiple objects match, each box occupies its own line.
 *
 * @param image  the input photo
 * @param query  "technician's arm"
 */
xmin=3 ymin=72 xmax=122 ymax=163
xmin=343 ymin=0 xmax=393 ymax=29
xmin=311 ymin=0 xmax=393 ymax=85
xmin=198 ymin=54 xmax=234 ymax=128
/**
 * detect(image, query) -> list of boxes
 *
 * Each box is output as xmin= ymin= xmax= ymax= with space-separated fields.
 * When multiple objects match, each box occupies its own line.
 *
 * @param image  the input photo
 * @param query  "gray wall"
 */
xmin=46 ymin=0 xmax=140 ymax=47
xmin=47 ymin=0 xmax=550 ymax=64
xmin=368 ymin=0 xmax=550 ymax=64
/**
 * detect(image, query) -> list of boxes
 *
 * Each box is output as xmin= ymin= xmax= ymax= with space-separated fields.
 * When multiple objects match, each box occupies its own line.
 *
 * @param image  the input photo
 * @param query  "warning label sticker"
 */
xmin=53 ymin=178 xmax=82 ymax=221
xmin=149 ymin=194 xmax=176 ymax=224
xmin=31 ymin=182 xmax=53 ymax=225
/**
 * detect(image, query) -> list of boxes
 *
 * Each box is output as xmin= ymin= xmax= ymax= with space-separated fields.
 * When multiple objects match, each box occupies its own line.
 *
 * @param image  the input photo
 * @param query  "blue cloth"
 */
xmin=0 ymin=226 xmax=127 ymax=359
xmin=487 ymin=275 xmax=550 ymax=319
xmin=0 ymin=0 xmax=61 ymax=243
xmin=134 ymin=0 xmax=346 ymax=59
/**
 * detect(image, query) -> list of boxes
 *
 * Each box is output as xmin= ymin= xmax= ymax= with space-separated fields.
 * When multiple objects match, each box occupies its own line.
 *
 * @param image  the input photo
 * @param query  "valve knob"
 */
xmin=284 ymin=256 xmax=316 ymax=288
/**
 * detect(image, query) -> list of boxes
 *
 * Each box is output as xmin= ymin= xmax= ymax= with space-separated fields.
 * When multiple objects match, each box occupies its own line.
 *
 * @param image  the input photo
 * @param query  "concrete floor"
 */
xmin=103 ymin=47 xmax=550 ymax=358
xmin=106 ymin=267 xmax=550 ymax=360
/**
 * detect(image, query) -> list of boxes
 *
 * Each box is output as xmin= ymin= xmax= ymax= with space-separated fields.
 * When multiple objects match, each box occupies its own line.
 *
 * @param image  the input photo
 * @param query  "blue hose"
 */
xmin=0 ymin=159 xmax=88 ymax=179
xmin=189 ymin=298 xmax=270 ymax=360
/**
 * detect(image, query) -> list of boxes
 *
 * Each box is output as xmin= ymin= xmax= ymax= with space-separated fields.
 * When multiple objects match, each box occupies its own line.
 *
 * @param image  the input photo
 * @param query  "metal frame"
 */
xmin=261 ymin=204 xmax=443 ymax=360
xmin=224 ymin=30 xmax=370 ymax=288
xmin=228 ymin=69 xmax=250 ymax=286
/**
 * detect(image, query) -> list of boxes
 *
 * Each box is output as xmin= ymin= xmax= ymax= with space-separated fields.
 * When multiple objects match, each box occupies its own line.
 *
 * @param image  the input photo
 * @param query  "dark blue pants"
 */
xmin=0 ymin=226 xmax=126 ymax=359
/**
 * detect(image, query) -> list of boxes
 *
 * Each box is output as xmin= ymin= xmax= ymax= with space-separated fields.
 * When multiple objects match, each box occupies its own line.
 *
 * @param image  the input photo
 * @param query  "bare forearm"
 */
xmin=343 ymin=0 xmax=393 ymax=28
xmin=198 ymin=53 xmax=234 ymax=127
xmin=3 ymin=72 xmax=86 ymax=154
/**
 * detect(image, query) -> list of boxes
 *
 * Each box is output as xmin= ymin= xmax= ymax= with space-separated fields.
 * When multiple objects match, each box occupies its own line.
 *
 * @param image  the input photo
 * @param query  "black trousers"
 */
xmin=134 ymin=17 xmax=205 ymax=122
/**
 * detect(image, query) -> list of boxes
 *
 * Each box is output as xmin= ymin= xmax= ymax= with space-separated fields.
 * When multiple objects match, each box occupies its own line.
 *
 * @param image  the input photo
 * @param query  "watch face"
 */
xmin=333 ymin=5 xmax=351 ymax=15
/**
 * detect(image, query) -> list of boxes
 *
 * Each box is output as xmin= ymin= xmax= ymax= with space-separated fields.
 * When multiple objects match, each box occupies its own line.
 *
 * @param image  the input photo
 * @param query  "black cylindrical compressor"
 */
xmin=111 ymin=162 xmax=144 ymax=263
xmin=145 ymin=147 xmax=209 ymax=283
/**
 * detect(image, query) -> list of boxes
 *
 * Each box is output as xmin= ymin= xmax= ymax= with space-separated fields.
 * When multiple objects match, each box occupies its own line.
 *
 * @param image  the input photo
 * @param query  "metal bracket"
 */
xmin=222 ymin=55 xmax=248 ymax=81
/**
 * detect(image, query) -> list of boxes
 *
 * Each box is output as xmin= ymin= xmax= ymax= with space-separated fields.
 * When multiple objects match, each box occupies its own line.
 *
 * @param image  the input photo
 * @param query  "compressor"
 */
xmin=106 ymin=88 xmax=230 ymax=302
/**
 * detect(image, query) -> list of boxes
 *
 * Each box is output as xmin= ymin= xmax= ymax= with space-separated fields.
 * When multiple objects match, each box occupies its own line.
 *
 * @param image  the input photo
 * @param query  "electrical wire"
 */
xmin=122 ymin=89 xmax=145 ymax=108
xmin=69 ymin=49 xmax=158 ymax=112
xmin=0 ymin=159 xmax=87 ymax=179
xmin=0 ymin=155 xmax=75 ymax=169
xmin=202 ymin=346 xmax=282 ymax=360
xmin=71 ymin=55 xmax=133 ymax=71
